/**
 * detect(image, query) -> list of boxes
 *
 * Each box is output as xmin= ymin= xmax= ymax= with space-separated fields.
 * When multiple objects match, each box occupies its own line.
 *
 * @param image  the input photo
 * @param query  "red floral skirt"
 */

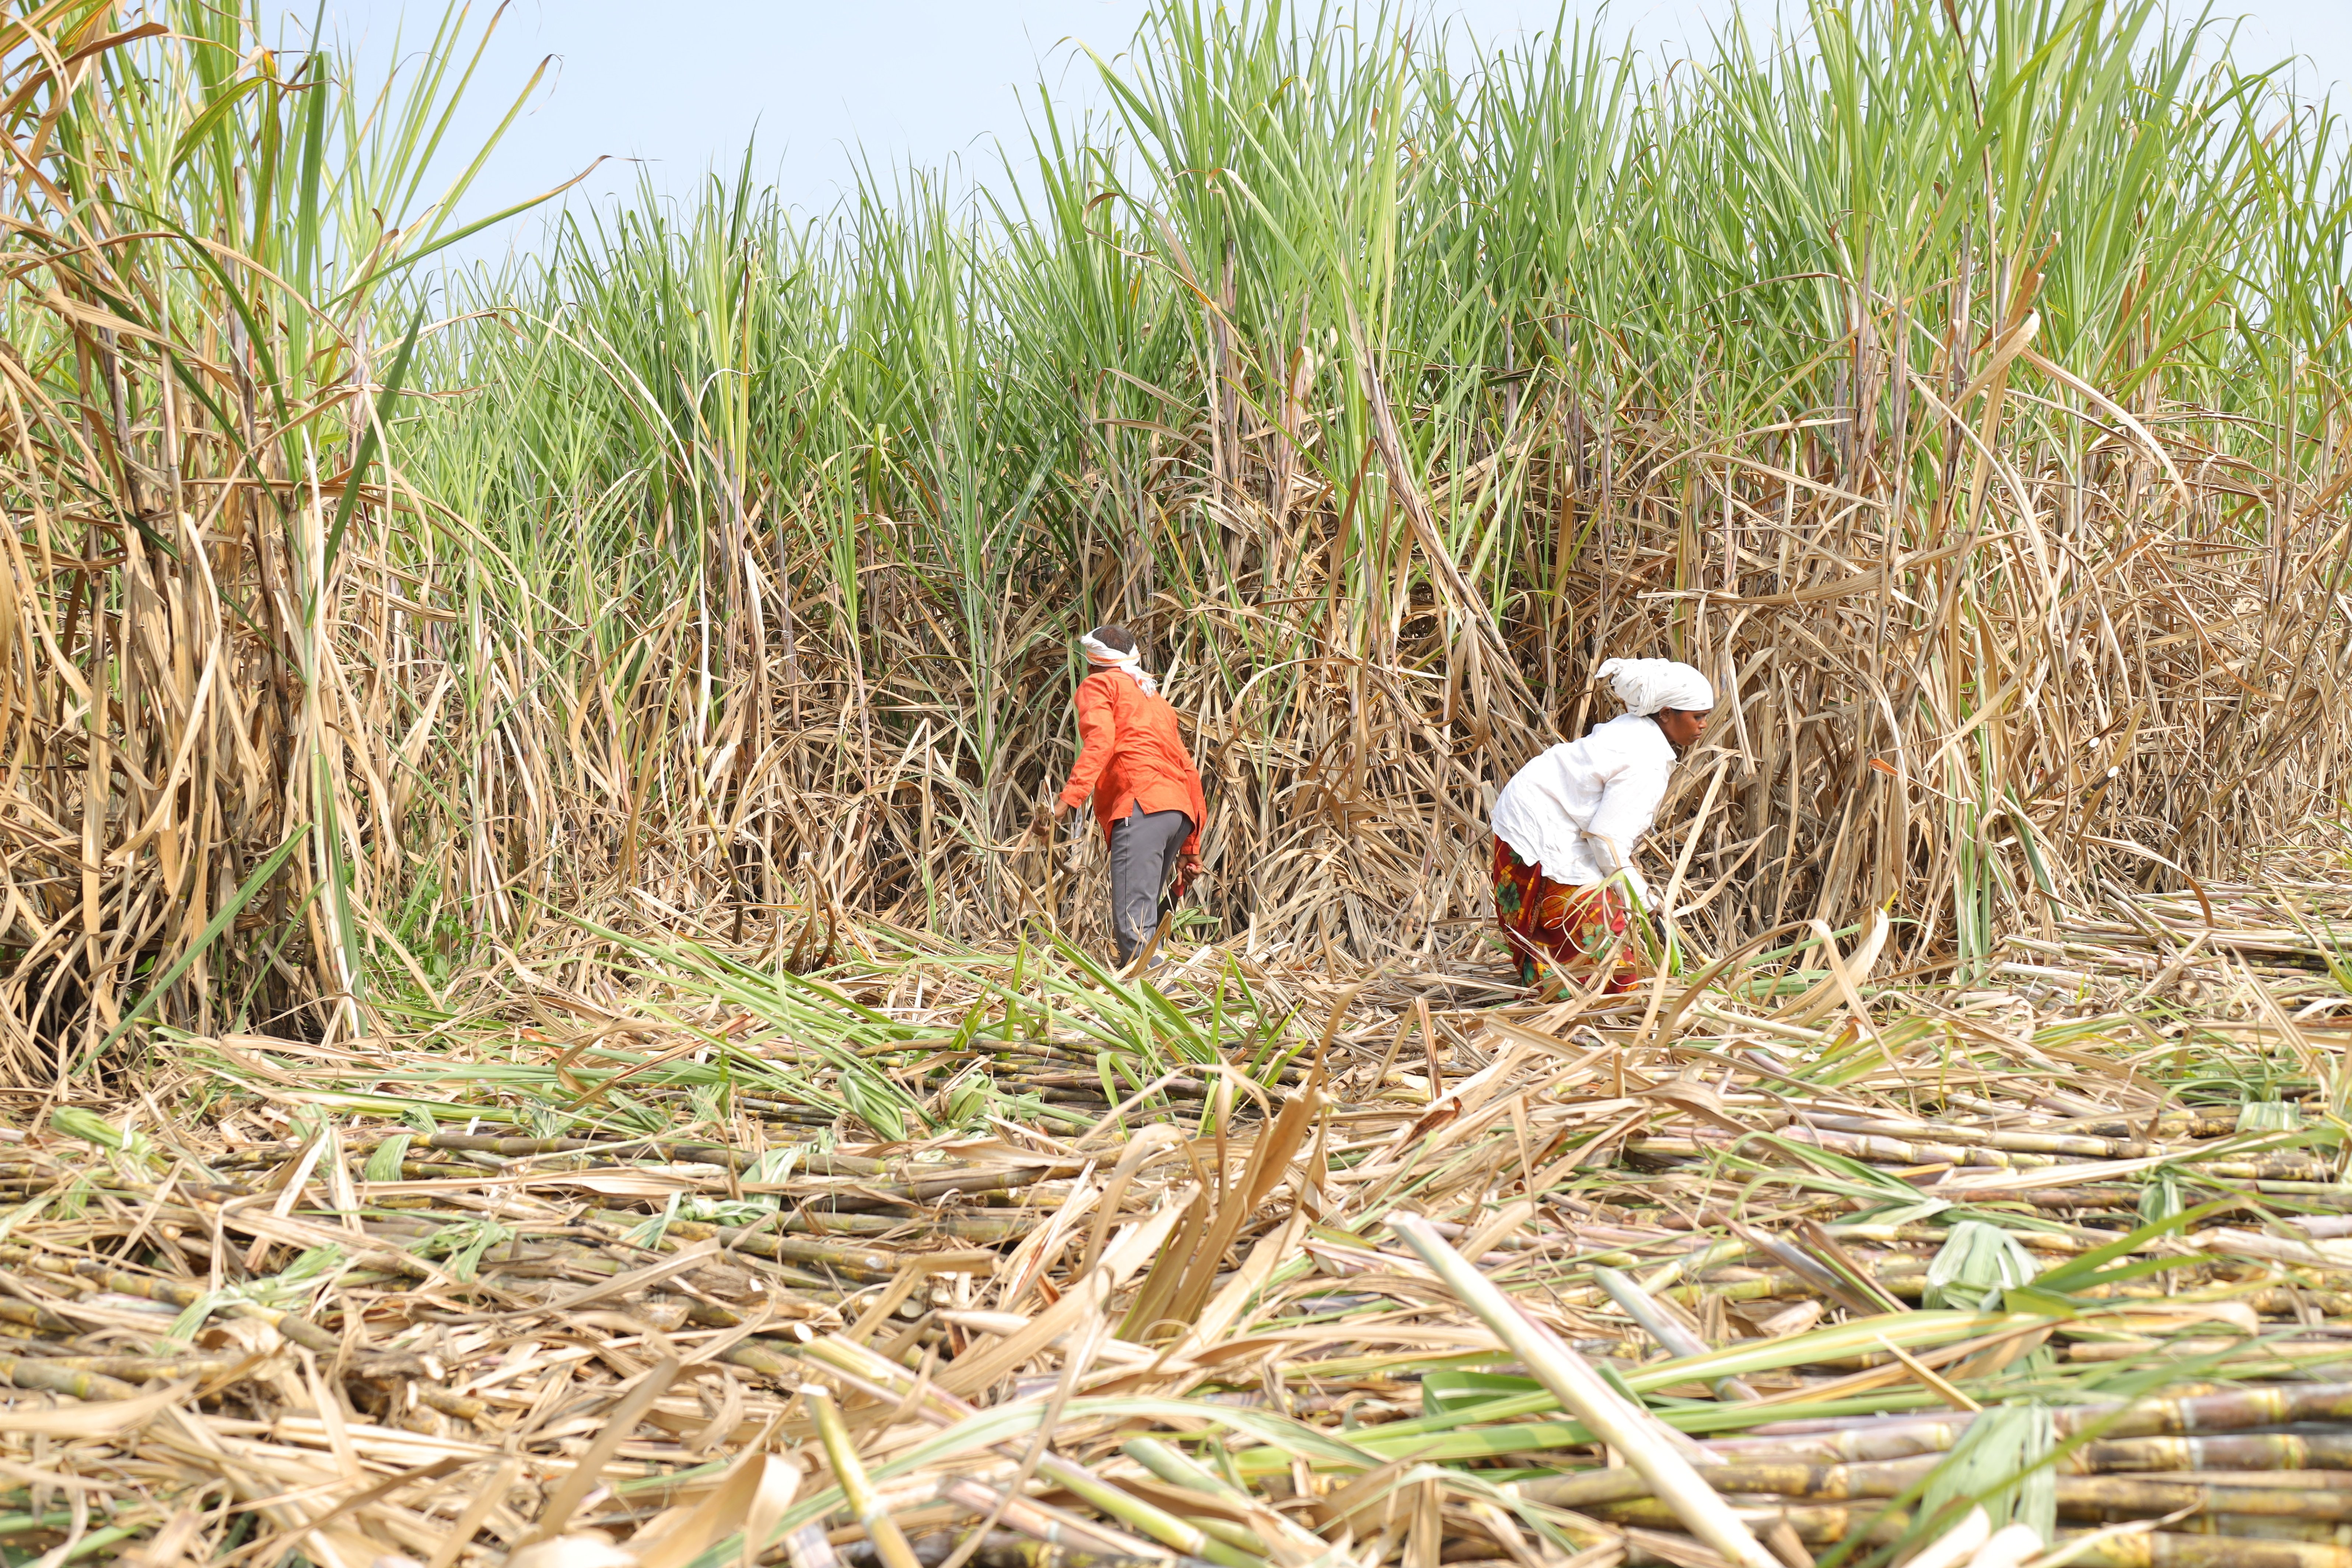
xmin=1491 ymin=835 xmax=1639 ymax=993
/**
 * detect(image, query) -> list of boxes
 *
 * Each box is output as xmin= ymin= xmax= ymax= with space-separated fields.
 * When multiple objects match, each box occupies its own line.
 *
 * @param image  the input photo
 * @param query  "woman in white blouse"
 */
xmin=1490 ymin=658 xmax=1713 ymax=992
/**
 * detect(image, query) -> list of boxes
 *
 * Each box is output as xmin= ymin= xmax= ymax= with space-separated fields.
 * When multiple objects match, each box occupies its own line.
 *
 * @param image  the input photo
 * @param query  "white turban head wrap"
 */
xmin=1597 ymin=657 xmax=1713 ymax=716
xmin=1081 ymin=630 xmax=1157 ymax=696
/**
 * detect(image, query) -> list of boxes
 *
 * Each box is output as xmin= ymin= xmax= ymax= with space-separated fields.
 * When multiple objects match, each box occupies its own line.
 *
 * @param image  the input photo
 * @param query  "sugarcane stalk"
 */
xmin=840 ymin=1533 xmax=1195 ymax=1568
xmin=1387 ymin=1212 xmax=1783 ymax=1568
xmin=2166 ymin=1520 xmax=2352 ymax=1544
xmin=0 ymin=1515 xmax=77 ymax=1537
xmin=2084 ymin=1434 xmax=2352 ymax=1472
xmin=1024 ymin=1457 xmax=1263 ymax=1568
xmin=1 ymin=1249 xmax=341 ymax=1353
xmin=742 ymin=1210 xmax=1043 ymax=1242
xmin=1121 ymin=1439 xmax=1255 ymax=1505
xmin=10 ymin=1355 xmax=244 ymax=1380
xmin=1593 ymin=1491 xmax=2352 ymax=1537
xmin=2054 ymin=1479 xmax=2352 ymax=1521
xmin=1118 ymin=1438 xmax=1329 ymax=1556
xmin=585 ymin=1209 xmax=900 ymax=1278
xmin=1793 ymin=1113 xmax=2168 ymax=1159
xmin=1524 ymin=1443 xmax=2352 ymax=1513
xmin=1627 ymin=1129 xmax=2333 ymax=1184
xmin=0 ymin=1299 xmax=83 ymax=1337
xmin=1594 ymin=1265 xmax=1760 ymax=1400
xmin=2033 ymin=1532 xmax=2351 ymax=1568
xmin=1523 ymin=1457 xmax=1941 ymax=1509
xmin=804 ymin=1383 xmax=924 ymax=1568
xmin=0 ymin=1357 xmax=138 ymax=1401
xmin=1703 ymin=1380 xmax=2352 ymax=1466
xmin=783 ymin=1167 xmax=1050 ymax=1213
xmin=1529 ymin=1451 xmax=2352 ymax=1511
xmin=1589 ymin=1500 xmax=1913 ymax=1544
xmin=29 ymin=1524 xmax=136 ymax=1565
xmin=381 ymin=1134 xmax=893 ymax=1177
xmin=1174 ymin=1516 xmax=1266 ymax=1554
xmin=937 ymin=1478 xmax=1191 ymax=1565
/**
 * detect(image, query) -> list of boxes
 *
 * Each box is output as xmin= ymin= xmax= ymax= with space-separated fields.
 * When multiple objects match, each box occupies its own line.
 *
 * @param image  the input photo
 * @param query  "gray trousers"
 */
xmin=1107 ymin=806 xmax=1193 ymax=965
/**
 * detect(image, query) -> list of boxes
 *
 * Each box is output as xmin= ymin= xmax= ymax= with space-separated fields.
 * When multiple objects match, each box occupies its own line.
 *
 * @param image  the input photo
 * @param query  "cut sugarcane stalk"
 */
xmin=1388 ymin=1212 xmax=1784 ymax=1568
xmin=803 ymin=1384 xmax=923 ymax=1568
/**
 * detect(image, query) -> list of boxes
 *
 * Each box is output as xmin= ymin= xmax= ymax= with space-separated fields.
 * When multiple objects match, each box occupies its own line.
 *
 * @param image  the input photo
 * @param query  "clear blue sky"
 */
xmin=320 ymin=0 xmax=2352 ymax=262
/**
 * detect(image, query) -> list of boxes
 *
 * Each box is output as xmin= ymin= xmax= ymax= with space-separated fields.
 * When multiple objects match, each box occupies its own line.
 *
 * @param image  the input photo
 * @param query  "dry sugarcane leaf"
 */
xmin=0 ymin=1378 xmax=193 ymax=1437
xmin=630 ymin=1449 xmax=801 ymax=1568
xmin=941 ymin=1193 xmax=1190 ymax=1394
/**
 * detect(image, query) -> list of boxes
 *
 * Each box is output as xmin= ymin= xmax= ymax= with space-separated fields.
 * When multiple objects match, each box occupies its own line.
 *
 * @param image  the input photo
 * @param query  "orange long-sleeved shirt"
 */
xmin=1055 ymin=669 xmax=1207 ymax=856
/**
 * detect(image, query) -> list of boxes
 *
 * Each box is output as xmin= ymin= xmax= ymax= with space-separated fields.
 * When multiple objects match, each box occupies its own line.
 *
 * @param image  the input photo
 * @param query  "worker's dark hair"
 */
xmin=1089 ymin=624 xmax=1137 ymax=654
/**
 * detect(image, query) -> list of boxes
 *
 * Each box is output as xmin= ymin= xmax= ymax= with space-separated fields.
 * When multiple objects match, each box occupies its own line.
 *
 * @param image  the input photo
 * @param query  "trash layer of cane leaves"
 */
xmin=12 ymin=886 xmax=2352 ymax=1568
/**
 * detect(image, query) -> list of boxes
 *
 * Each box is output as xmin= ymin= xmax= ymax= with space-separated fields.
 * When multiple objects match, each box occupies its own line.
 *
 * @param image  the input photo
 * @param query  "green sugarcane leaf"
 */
xmin=363 ymin=1134 xmax=413 ymax=1183
xmin=1925 ymin=1221 xmax=2038 ymax=1310
xmin=50 ymin=1108 xmax=125 ymax=1151
xmin=86 ymin=824 xmax=305 ymax=1067
xmin=2030 ymin=1200 xmax=2232 ymax=1297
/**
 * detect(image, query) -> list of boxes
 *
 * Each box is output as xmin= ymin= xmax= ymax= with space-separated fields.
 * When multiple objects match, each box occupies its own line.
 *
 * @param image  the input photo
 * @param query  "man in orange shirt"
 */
xmin=1034 ymin=624 xmax=1207 ymax=967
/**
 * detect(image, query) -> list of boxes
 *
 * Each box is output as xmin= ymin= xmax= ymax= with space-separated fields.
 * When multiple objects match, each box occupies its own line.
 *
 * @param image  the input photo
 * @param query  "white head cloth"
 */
xmin=1080 ymin=631 xmax=1157 ymax=696
xmin=1597 ymin=657 xmax=1713 ymax=716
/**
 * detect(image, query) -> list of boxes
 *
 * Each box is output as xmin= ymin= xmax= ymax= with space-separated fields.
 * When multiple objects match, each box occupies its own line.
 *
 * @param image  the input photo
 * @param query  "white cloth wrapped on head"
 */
xmin=1080 ymin=631 xmax=1157 ymax=696
xmin=1597 ymin=657 xmax=1712 ymax=716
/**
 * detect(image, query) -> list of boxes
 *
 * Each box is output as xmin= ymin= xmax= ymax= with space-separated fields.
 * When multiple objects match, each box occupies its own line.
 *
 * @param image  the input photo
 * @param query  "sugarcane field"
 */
xmin=19 ymin=0 xmax=2352 ymax=1565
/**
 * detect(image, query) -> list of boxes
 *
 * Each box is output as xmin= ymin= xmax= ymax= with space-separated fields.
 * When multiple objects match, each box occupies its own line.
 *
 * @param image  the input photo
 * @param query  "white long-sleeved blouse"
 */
xmin=1490 ymin=713 xmax=1674 ymax=904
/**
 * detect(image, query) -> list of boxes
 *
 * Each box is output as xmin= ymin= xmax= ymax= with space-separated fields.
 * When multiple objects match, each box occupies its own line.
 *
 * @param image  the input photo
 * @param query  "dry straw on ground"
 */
xmin=10 ymin=883 xmax=2352 ymax=1568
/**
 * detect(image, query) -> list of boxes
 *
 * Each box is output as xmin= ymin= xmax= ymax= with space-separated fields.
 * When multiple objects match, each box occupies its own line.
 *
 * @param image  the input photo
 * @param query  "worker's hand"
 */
xmin=1173 ymin=852 xmax=1205 ymax=895
xmin=1032 ymin=802 xmax=1067 ymax=838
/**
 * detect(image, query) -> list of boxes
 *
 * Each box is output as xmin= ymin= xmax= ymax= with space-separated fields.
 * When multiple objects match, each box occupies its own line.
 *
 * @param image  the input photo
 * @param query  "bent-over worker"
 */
xmin=1489 ymin=657 xmax=1713 ymax=993
xmin=1036 ymin=625 xmax=1207 ymax=968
